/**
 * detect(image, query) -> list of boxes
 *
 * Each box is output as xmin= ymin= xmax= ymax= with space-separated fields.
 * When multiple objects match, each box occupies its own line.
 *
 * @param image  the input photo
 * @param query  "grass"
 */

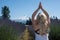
xmin=0 ymin=24 xmax=17 ymax=40
xmin=0 ymin=24 xmax=60 ymax=40
xmin=49 ymin=24 xmax=60 ymax=40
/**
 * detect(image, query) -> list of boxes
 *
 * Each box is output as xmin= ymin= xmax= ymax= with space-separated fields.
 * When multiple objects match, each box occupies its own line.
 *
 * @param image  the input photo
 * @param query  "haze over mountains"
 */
xmin=12 ymin=16 xmax=29 ymax=24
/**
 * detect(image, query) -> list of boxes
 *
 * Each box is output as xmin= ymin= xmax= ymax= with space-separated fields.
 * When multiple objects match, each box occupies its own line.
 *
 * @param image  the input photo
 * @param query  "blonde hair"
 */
xmin=36 ymin=13 xmax=49 ymax=35
xmin=36 ymin=13 xmax=47 ymax=25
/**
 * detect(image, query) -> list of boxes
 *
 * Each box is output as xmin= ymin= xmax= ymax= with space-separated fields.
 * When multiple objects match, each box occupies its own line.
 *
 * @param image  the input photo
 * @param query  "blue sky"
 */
xmin=0 ymin=0 xmax=60 ymax=19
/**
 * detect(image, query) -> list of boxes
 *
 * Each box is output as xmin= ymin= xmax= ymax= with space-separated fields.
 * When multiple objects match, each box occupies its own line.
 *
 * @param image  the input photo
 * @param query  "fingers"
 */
xmin=38 ymin=2 xmax=42 ymax=9
xmin=40 ymin=2 xmax=41 ymax=5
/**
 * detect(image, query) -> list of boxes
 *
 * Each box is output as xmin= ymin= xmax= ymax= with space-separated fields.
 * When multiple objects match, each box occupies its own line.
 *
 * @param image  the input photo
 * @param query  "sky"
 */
xmin=0 ymin=0 xmax=60 ymax=20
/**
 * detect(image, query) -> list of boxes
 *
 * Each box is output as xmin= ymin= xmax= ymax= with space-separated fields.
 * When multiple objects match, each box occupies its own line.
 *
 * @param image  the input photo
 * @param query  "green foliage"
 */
xmin=49 ymin=24 xmax=60 ymax=40
xmin=0 ymin=25 xmax=17 ymax=40
xmin=1 ymin=6 xmax=10 ymax=19
xmin=26 ymin=18 xmax=32 ymax=25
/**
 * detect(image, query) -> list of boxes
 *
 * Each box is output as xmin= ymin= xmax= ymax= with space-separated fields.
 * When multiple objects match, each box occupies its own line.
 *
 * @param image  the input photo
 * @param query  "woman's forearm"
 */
xmin=41 ymin=8 xmax=49 ymax=18
xmin=32 ymin=8 xmax=40 ymax=19
xmin=41 ymin=8 xmax=50 ymax=25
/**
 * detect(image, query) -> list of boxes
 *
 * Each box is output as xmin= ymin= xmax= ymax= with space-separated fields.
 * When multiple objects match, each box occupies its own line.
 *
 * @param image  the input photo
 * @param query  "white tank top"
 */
xmin=35 ymin=33 xmax=49 ymax=40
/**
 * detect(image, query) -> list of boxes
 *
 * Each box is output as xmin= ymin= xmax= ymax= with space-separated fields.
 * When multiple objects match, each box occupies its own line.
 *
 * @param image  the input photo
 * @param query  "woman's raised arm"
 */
xmin=32 ymin=8 xmax=40 ymax=22
xmin=40 ymin=2 xmax=49 ymax=19
xmin=32 ymin=3 xmax=40 ymax=25
xmin=40 ymin=2 xmax=50 ymax=24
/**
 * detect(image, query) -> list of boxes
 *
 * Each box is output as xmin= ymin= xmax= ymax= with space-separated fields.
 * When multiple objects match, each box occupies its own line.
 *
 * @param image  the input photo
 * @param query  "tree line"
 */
xmin=0 ymin=6 xmax=60 ymax=25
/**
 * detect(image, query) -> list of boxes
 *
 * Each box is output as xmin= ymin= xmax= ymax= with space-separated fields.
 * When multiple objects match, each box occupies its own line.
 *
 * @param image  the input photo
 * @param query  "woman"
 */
xmin=32 ymin=2 xmax=50 ymax=40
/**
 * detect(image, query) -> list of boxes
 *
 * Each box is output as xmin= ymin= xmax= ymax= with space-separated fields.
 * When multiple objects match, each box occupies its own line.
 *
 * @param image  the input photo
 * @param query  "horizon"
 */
xmin=0 ymin=0 xmax=60 ymax=20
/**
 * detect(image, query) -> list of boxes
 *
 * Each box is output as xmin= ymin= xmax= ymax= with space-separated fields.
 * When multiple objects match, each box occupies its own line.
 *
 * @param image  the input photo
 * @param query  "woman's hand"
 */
xmin=38 ymin=2 xmax=43 ymax=9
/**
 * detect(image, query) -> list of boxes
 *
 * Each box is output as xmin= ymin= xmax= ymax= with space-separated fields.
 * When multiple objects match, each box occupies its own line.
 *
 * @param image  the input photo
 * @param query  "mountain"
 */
xmin=13 ymin=16 xmax=29 ymax=24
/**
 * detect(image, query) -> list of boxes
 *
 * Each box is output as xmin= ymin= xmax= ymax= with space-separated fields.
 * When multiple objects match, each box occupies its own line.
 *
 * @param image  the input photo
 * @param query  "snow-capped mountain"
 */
xmin=13 ymin=16 xmax=29 ymax=24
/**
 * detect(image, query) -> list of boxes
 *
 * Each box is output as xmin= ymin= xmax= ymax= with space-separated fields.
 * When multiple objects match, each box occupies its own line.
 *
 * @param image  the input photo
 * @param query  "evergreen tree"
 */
xmin=1 ymin=6 xmax=10 ymax=19
xmin=26 ymin=17 xmax=32 ymax=25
